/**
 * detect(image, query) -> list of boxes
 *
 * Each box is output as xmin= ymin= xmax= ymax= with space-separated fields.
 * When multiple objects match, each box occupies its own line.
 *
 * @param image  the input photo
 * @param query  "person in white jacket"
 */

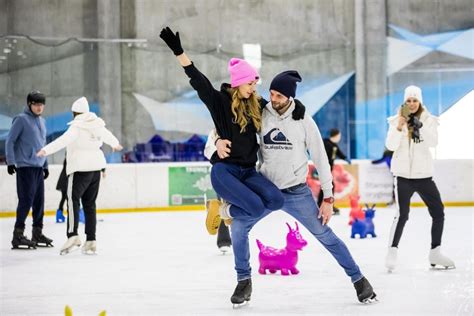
xmin=37 ymin=97 xmax=122 ymax=255
xmin=211 ymin=71 xmax=377 ymax=305
xmin=385 ymin=85 xmax=454 ymax=272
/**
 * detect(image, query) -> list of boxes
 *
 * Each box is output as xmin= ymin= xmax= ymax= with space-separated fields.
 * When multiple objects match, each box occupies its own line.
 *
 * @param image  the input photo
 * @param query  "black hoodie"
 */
xmin=184 ymin=63 xmax=265 ymax=167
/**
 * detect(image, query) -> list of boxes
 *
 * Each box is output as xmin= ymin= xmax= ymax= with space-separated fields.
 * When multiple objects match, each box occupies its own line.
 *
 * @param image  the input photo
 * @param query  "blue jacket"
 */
xmin=6 ymin=106 xmax=48 ymax=168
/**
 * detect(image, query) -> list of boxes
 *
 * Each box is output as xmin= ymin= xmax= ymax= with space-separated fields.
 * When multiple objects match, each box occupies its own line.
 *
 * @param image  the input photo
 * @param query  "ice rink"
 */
xmin=1 ymin=206 xmax=472 ymax=315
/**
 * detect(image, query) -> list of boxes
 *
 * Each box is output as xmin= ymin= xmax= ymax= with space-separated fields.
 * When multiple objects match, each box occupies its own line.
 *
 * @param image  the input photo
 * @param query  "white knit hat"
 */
xmin=404 ymin=85 xmax=423 ymax=104
xmin=71 ymin=97 xmax=90 ymax=113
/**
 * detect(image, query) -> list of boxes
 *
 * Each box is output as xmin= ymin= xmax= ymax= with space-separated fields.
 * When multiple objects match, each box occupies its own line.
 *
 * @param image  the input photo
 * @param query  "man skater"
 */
xmin=211 ymin=71 xmax=377 ymax=306
xmin=6 ymin=90 xmax=53 ymax=249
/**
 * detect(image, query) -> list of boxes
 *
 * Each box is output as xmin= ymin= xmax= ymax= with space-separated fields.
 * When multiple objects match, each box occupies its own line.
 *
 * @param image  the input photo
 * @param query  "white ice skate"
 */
xmin=385 ymin=247 xmax=398 ymax=273
xmin=219 ymin=246 xmax=231 ymax=255
xmin=60 ymin=236 xmax=81 ymax=255
xmin=429 ymin=246 xmax=455 ymax=270
xmin=82 ymin=240 xmax=97 ymax=255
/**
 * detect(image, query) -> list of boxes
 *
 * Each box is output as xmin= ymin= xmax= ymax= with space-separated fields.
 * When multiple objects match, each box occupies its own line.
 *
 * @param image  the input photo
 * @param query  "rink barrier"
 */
xmin=0 ymin=160 xmax=472 ymax=215
xmin=0 ymin=202 xmax=472 ymax=218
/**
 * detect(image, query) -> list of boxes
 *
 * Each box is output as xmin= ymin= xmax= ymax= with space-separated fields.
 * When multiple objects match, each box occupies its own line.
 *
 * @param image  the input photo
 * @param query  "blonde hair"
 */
xmin=229 ymin=88 xmax=262 ymax=132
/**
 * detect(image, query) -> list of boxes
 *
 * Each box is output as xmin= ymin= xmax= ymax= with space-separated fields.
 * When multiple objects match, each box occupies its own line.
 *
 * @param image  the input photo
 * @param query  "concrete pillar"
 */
xmin=354 ymin=0 xmax=387 ymax=158
xmin=97 ymin=0 xmax=123 ymax=154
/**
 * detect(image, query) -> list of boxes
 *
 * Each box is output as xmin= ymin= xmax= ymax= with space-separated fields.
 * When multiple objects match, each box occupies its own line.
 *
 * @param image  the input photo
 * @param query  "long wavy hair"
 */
xmin=229 ymin=87 xmax=262 ymax=132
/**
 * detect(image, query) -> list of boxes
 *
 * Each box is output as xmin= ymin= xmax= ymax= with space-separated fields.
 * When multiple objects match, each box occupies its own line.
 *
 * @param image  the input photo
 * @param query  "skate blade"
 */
xmin=219 ymin=246 xmax=231 ymax=255
xmin=11 ymin=245 xmax=37 ymax=250
xmin=362 ymin=294 xmax=378 ymax=304
xmin=35 ymin=243 xmax=54 ymax=248
xmin=430 ymin=264 xmax=456 ymax=270
xmin=232 ymin=300 xmax=250 ymax=309
xmin=60 ymin=245 xmax=80 ymax=256
xmin=82 ymin=249 xmax=97 ymax=255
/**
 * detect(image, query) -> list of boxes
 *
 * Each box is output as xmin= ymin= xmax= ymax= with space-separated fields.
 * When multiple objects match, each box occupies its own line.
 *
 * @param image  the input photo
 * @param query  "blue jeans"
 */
xmin=231 ymin=184 xmax=363 ymax=283
xmin=211 ymin=162 xmax=284 ymax=219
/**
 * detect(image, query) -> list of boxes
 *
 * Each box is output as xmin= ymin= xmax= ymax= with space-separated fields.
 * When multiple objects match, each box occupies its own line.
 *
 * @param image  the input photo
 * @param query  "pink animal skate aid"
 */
xmin=256 ymin=222 xmax=308 ymax=276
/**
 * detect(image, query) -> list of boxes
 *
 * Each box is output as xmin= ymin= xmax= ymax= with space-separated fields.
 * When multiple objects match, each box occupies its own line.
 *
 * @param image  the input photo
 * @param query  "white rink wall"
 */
xmin=0 ymin=160 xmax=472 ymax=213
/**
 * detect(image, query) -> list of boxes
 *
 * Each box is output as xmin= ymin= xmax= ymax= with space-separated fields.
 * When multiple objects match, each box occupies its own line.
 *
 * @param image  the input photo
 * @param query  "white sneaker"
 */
xmin=60 ymin=236 xmax=81 ymax=255
xmin=429 ymin=246 xmax=455 ymax=269
xmin=219 ymin=200 xmax=232 ymax=226
xmin=385 ymin=247 xmax=398 ymax=272
xmin=219 ymin=200 xmax=231 ymax=220
xmin=82 ymin=240 xmax=97 ymax=255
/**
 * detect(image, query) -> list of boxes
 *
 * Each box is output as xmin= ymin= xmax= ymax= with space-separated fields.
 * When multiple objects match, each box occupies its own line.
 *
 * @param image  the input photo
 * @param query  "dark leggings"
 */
xmin=389 ymin=177 xmax=445 ymax=249
xmin=58 ymin=190 xmax=67 ymax=210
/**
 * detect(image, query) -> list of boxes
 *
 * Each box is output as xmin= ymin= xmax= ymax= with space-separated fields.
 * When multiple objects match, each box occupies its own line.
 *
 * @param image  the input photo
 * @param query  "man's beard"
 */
xmin=272 ymin=99 xmax=290 ymax=112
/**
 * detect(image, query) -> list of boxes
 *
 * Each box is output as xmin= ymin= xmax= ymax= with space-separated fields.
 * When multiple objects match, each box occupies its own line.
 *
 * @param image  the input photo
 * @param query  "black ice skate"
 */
xmin=11 ymin=228 xmax=36 ymax=250
xmin=231 ymin=278 xmax=252 ymax=308
xmin=354 ymin=277 xmax=377 ymax=303
xmin=217 ymin=220 xmax=232 ymax=255
xmin=31 ymin=227 xmax=54 ymax=247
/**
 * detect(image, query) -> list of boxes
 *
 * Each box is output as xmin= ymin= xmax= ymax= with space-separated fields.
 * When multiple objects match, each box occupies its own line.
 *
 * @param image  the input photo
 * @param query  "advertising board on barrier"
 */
xmin=168 ymin=166 xmax=217 ymax=205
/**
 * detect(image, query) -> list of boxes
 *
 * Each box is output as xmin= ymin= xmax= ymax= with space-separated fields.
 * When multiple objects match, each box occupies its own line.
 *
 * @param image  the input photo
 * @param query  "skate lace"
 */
xmin=235 ymin=280 xmax=249 ymax=293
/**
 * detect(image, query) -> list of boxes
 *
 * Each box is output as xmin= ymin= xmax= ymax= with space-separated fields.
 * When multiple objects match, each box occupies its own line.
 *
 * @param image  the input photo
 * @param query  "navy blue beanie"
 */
xmin=269 ymin=70 xmax=302 ymax=98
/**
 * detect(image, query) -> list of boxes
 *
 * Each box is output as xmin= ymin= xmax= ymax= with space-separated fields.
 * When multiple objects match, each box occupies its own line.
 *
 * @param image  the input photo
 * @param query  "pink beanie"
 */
xmin=228 ymin=58 xmax=259 ymax=88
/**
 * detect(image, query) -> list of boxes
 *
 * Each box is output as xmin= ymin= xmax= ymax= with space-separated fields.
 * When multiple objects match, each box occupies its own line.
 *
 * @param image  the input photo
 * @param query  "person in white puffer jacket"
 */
xmin=37 ymin=97 xmax=122 ymax=255
xmin=385 ymin=85 xmax=454 ymax=272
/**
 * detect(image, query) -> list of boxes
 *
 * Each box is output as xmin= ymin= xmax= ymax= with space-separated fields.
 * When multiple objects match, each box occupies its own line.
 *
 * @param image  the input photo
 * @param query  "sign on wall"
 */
xmin=168 ymin=166 xmax=217 ymax=205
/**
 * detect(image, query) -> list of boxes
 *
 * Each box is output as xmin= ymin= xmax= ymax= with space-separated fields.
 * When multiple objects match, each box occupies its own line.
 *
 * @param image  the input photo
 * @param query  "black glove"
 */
xmin=292 ymin=99 xmax=306 ymax=120
xmin=7 ymin=165 xmax=16 ymax=175
xmin=43 ymin=168 xmax=49 ymax=179
xmin=159 ymin=26 xmax=184 ymax=56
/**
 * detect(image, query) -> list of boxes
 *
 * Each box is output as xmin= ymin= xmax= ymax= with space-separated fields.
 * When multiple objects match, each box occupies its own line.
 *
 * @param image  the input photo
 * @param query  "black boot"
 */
xmin=31 ymin=227 xmax=54 ymax=247
xmin=230 ymin=278 xmax=252 ymax=305
xmin=11 ymin=228 xmax=36 ymax=250
xmin=354 ymin=277 xmax=377 ymax=303
xmin=333 ymin=207 xmax=340 ymax=215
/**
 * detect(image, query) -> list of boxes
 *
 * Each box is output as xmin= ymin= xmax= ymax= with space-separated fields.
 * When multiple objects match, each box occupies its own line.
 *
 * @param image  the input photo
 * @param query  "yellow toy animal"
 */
xmin=65 ymin=305 xmax=106 ymax=316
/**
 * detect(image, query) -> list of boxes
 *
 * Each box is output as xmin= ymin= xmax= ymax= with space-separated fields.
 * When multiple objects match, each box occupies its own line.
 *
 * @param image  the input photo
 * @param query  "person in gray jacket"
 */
xmin=212 ymin=71 xmax=376 ymax=305
xmin=6 ymin=90 xmax=53 ymax=249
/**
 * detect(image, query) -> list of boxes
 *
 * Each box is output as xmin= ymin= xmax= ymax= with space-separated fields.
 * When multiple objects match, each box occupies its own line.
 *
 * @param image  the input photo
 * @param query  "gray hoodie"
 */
xmin=6 ymin=106 xmax=48 ymax=168
xmin=259 ymin=100 xmax=333 ymax=197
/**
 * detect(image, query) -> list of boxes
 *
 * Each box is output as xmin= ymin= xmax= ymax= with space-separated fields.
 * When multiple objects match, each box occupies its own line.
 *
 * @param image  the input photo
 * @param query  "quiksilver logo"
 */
xmin=263 ymin=128 xmax=292 ymax=145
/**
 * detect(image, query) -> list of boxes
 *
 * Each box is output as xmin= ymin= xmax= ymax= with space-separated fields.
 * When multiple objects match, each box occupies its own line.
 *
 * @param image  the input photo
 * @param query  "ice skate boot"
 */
xmin=56 ymin=209 xmax=65 ymax=223
xmin=354 ymin=277 xmax=377 ymax=303
xmin=217 ymin=220 xmax=232 ymax=255
xmin=82 ymin=240 xmax=97 ymax=255
xmin=429 ymin=246 xmax=455 ymax=270
xmin=60 ymin=236 xmax=81 ymax=255
xmin=385 ymin=247 xmax=398 ymax=272
xmin=31 ymin=227 xmax=53 ymax=247
xmin=231 ymin=278 xmax=252 ymax=308
xmin=11 ymin=228 xmax=36 ymax=250
xmin=333 ymin=207 xmax=340 ymax=215
xmin=205 ymin=199 xmax=221 ymax=235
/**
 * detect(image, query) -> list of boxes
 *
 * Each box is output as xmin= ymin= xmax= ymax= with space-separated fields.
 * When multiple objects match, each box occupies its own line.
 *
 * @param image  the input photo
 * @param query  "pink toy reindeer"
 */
xmin=256 ymin=222 xmax=308 ymax=276
xmin=348 ymin=195 xmax=365 ymax=225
